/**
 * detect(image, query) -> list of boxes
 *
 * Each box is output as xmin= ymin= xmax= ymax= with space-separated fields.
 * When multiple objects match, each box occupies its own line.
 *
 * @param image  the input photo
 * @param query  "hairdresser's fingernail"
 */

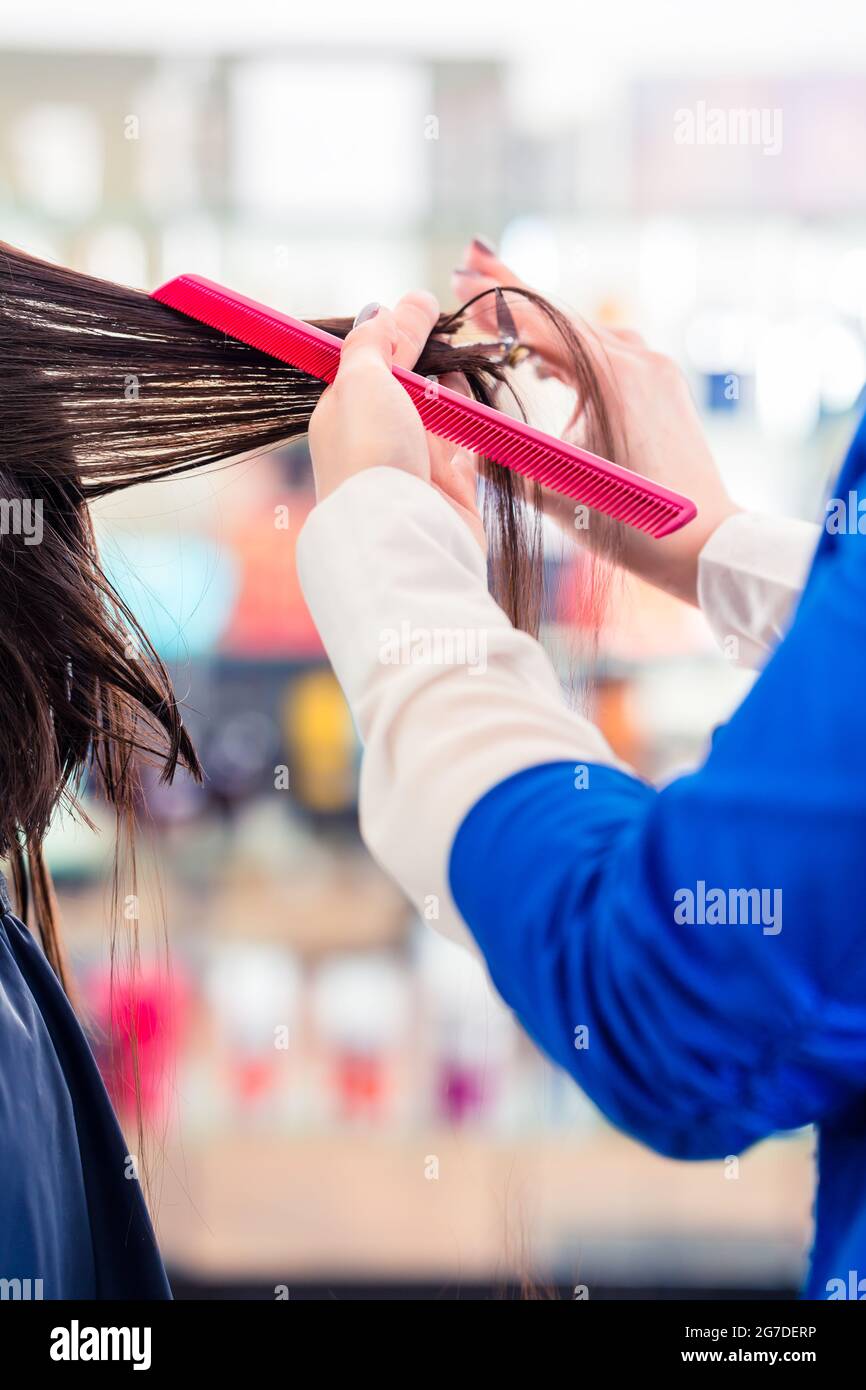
xmin=454 ymin=267 xmax=484 ymax=277
xmin=353 ymin=302 xmax=380 ymax=327
xmin=472 ymin=235 xmax=497 ymax=255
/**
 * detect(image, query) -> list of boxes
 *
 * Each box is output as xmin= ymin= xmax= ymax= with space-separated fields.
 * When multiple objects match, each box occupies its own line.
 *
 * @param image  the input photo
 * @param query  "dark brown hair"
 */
xmin=0 ymin=242 xmax=621 ymax=1012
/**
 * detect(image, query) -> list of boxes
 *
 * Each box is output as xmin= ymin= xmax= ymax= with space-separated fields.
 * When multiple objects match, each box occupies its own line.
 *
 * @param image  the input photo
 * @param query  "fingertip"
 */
xmin=349 ymin=301 xmax=395 ymax=336
xmin=461 ymin=235 xmax=502 ymax=274
xmin=352 ymin=301 xmax=380 ymax=328
xmin=401 ymin=287 xmax=439 ymax=318
xmin=472 ymin=234 xmax=498 ymax=257
xmin=343 ymin=302 xmax=399 ymax=366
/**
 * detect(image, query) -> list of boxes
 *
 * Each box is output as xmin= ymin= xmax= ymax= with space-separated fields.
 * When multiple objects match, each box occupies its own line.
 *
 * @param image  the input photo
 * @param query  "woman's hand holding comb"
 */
xmin=308 ymin=291 xmax=485 ymax=550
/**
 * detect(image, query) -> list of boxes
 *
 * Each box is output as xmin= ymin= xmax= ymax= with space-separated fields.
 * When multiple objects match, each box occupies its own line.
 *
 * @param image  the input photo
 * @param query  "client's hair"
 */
xmin=0 ymin=242 xmax=621 ymax=1010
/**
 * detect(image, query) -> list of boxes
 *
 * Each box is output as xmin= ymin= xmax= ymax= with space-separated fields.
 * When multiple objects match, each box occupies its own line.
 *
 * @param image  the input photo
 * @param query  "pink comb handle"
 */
xmin=152 ymin=274 xmax=697 ymax=538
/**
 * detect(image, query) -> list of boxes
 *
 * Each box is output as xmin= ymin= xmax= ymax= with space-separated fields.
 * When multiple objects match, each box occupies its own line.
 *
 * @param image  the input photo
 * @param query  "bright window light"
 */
xmin=816 ymin=321 xmax=866 ymax=413
xmin=84 ymin=225 xmax=148 ymax=288
xmin=755 ymin=321 xmax=820 ymax=441
xmin=500 ymin=215 xmax=560 ymax=293
xmin=161 ymin=218 xmax=223 ymax=283
xmin=638 ymin=219 xmax=697 ymax=321
xmin=230 ymin=59 xmax=430 ymax=226
xmin=11 ymin=103 xmax=102 ymax=218
xmin=829 ymin=246 xmax=866 ymax=323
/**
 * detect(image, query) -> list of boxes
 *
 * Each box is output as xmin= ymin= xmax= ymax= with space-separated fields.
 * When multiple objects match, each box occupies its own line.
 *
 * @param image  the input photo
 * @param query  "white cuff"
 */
xmin=697 ymin=512 xmax=819 ymax=669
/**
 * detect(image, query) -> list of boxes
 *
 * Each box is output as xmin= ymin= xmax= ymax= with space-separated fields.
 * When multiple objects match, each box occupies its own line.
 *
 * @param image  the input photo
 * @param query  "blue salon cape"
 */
xmin=451 ymin=410 xmax=866 ymax=1299
xmin=0 ymin=872 xmax=169 ymax=1298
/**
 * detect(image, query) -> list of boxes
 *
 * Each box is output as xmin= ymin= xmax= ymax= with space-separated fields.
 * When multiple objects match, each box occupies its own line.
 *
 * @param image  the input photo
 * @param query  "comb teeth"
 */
xmin=153 ymin=276 xmax=342 ymax=384
xmin=399 ymin=377 xmax=680 ymax=537
xmin=151 ymin=274 xmax=697 ymax=539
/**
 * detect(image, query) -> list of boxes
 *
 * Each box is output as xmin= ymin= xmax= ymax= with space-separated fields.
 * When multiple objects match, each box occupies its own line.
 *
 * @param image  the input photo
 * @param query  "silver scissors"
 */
xmin=460 ymin=288 xmax=528 ymax=367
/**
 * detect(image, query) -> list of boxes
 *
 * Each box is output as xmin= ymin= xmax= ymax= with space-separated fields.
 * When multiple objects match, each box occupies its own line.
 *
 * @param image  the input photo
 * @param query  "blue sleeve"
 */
xmin=450 ymin=450 xmax=866 ymax=1160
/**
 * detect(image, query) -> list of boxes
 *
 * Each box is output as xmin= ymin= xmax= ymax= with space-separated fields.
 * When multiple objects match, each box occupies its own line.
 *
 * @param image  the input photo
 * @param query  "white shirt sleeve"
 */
xmin=296 ymin=469 xmax=819 ymax=945
xmin=697 ymin=511 xmax=819 ymax=668
xmin=295 ymin=467 xmax=628 ymax=947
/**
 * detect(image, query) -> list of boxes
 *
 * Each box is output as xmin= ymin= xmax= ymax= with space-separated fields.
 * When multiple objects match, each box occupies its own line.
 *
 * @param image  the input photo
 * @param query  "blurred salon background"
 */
xmin=1 ymin=0 xmax=863 ymax=1297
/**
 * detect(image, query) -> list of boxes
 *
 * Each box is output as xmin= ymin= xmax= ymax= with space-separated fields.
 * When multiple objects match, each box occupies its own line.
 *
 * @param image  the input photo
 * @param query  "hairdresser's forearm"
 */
xmin=548 ymin=493 xmax=819 ymax=667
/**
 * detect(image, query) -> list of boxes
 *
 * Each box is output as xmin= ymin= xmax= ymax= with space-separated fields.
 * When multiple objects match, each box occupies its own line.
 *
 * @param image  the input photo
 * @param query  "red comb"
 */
xmin=151 ymin=274 xmax=697 ymax=538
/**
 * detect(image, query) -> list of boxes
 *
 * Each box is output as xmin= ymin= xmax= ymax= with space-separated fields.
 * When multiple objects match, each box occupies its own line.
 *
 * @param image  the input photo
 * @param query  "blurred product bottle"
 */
xmin=281 ymin=668 xmax=358 ymax=824
xmin=310 ymin=953 xmax=409 ymax=1122
xmin=204 ymin=709 xmax=280 ymax=824
xmin=205 ymin=940 xmax=302 ymax=1113
xmin=85 ymin=960 xmax=191 ymax=1127
xmin=415 ymin=926 xmax=516 ymax=1128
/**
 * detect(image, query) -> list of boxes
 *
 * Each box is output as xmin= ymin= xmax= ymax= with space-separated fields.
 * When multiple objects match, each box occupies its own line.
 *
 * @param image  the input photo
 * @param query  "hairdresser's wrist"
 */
xmin=543 ymin=484 xmax=742 ymax=607
xmin=650 ymin=498 xmax=745 ymax=608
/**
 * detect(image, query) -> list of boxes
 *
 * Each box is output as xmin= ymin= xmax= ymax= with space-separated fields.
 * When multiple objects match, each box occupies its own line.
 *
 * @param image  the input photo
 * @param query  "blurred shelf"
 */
xmin=156 ymin=1128 xmax=813 ymax=1288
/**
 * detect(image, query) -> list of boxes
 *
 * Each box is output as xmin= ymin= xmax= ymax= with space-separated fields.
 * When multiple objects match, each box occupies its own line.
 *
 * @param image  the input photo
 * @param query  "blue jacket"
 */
xmin=450 ymin=412 xmax=866 ymax=1299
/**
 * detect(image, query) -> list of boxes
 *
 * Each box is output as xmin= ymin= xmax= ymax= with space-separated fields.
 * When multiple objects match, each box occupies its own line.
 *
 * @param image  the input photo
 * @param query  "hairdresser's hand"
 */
xmin=453 ymin=240 xmax=741 ymax=605
xmin=309 ymin=293 xmax=485 ymax=550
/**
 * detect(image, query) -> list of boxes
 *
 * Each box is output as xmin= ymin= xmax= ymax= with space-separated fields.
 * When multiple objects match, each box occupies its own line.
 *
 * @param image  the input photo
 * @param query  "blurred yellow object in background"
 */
xmin=283 ymin=668 xmax=357 ymax=815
